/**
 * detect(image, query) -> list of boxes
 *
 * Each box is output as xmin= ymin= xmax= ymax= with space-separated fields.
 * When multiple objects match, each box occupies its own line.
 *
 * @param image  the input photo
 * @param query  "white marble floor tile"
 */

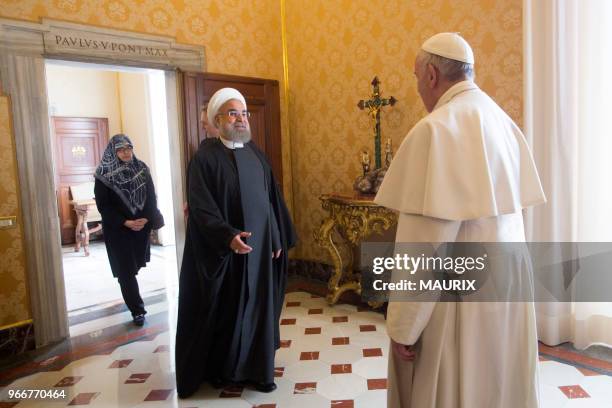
xmin=540 ymin=361 xmax=586 ymax=387
xmin=69 ymin=300 xmax=168 ymax=337
xmin=3 ymin=291 xmax=611 ymax=408
xmin=317 ymin=373 xmax=368 ymax=400
xmin=284 ymin=360 xmax=331 ymax=382
xmin=580 ymin=374 xmax=612 ymax=402
xmin=284 ymin=393 xmax=330 ymax=408
xmin=540 ymin=384 xmax=571 ymax=408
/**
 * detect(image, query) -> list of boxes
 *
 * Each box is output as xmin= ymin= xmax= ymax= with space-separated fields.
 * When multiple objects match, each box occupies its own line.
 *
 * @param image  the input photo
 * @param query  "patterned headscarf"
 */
xmin=94 ymin=134 xmax=148 ymax=215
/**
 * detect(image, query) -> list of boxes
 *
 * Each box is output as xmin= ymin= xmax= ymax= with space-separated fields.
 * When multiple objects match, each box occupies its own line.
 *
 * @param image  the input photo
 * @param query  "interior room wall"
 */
xmin=0 ymin=0 xmax=285 ymax=330
xmin=284 ymin=0 xmax=524 ymax=261
xmin=0 ymin=0 xmax=524 ymax=329
xmin=117 ymin=71 xmax=153 ymax=166
xmin=118 ymin=70 xmax=176 ymax=246
xmin=0 ymin=91 xmax=30 ymax=328
xmin=45 ymin=64 xmax=123 ymax=136
xmin=0 ymin=0 xmax=289 ymax=190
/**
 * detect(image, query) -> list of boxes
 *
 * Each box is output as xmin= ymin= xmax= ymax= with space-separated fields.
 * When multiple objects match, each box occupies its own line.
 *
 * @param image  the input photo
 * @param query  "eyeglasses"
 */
xmin=217 ymin=109 xmax=251 ymax=120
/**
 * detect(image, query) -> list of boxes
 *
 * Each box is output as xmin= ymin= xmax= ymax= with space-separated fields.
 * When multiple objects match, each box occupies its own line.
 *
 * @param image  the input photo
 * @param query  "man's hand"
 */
xmin=124 ymin=218 xmax=148 ymax=231
xmin=272 ymin=249 xmax=282 ymax=259
xmin=231 ymin=232 xmax=253 ymax=254
xmin=391 ymin=338 xmax=416 ymax=362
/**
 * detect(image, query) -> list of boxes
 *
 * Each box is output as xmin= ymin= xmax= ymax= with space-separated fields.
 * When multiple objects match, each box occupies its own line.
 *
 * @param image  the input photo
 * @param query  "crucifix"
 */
xmin=358 ymin=76 xmax=397 ymax=169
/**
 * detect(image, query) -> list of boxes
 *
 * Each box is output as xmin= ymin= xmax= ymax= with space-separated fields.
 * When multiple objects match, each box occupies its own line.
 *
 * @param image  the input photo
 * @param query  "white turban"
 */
xmin=421 ymin=32 xmax=474 ymax=64
xmin=207 ymin=87 xmax=247 ymax=128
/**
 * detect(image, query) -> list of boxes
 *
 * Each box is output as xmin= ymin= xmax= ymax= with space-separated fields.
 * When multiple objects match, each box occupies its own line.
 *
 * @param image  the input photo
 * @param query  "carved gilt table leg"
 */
xmin=314 ymin=216 xmax=353 ymax=305
xmin=74 ymin=208 xmax=85 ymax=253
xmin=316 ymin=194 xmax=397 ymax=306
xmin=81 ymin=210 xmax=90 ymax=256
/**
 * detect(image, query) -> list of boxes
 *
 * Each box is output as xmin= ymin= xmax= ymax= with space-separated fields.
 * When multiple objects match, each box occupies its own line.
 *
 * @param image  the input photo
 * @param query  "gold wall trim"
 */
xmin=280 ymin=0 xmax=297 ymax=218
xmin=116 ymin=72 xmax=124 ymax=133
xmin=0 ymin=215 xmax=17 ymax=229
xmin=0 ymin=319 xmax=33 ymax=331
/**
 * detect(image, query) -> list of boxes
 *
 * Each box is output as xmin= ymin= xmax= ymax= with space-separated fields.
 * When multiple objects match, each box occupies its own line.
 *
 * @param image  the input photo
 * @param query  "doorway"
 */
xmin=45 ymin=60 xmax=179 ymax=335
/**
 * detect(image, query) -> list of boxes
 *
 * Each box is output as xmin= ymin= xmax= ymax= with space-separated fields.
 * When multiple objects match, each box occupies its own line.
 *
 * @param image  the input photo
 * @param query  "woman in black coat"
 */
xmin=94 ymin=134 xmax=162 ymax=326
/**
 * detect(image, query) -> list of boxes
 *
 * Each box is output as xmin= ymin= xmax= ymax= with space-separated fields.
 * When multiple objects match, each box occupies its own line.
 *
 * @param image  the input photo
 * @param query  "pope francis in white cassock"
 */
xmin=375 ymin=33 xmax=546 ymax=408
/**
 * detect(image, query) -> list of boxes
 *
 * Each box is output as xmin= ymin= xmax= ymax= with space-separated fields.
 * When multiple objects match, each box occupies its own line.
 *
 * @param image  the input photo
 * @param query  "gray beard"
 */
xmin=224 ymin=127 xmax=251 ymax=144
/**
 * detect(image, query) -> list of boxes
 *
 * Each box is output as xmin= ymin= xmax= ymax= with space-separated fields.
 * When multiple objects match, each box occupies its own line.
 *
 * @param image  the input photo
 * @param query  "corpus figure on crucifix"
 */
xmin=358 ymin=76 xmax=397 ymax=169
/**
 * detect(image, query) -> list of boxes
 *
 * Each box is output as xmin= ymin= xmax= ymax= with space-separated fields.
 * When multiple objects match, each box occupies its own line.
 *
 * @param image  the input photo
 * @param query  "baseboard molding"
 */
xmin=288 ymin=258 xmax=334 ymax=282
xmin=0 ymin=322 xmax=35 ymax=359
xmin=287 ymin=259 xmax=371 ymax=307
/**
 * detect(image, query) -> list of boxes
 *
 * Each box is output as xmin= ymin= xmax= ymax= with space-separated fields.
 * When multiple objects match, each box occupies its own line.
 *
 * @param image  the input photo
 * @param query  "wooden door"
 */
xmin=182 ymin=72 xmax=283 ymax=186
xmin=51 ymin=117 xmax=108 ymax=245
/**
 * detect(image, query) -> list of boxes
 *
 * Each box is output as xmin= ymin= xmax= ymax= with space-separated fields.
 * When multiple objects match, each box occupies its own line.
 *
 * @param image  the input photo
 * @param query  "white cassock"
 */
xmin=375 ymin=80 xmax=546 ymax=408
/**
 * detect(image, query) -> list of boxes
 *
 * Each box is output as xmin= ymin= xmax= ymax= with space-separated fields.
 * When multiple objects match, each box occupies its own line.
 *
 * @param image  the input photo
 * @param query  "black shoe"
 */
xmin=253 ymin=382 xmax=276 ymax=393
xmin=133 ymin=314 xmax=145 ymax=326
xmin=209 ymin=378 xmax=225 ymax=389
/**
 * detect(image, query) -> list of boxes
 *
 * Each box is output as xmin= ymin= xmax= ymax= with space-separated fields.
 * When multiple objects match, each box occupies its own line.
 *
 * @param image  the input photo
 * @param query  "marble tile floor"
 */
xmin=62 ymin=242 xmax=178 ymax=312
xmin=1 ymin=291 xmax=611 ymax=407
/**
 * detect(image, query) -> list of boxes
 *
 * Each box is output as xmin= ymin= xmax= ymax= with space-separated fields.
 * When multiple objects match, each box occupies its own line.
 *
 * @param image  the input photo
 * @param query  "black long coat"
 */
xmin=175 ymin=139 xmax=296 ymax=398
xmin=94 ymin=169 xmax=158 ymax=278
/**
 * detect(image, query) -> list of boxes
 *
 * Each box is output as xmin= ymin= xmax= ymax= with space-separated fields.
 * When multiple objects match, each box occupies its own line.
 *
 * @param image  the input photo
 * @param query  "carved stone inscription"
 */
xmin=44 ymin=29 xmax=173 ymax=65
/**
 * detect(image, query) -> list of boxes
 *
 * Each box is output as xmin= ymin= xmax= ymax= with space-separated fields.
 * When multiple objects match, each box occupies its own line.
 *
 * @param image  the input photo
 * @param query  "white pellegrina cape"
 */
xmin=375 ymin=80 xmax=545 ymax=221
xmin=375 ymin=81 xmax=546 ymax=408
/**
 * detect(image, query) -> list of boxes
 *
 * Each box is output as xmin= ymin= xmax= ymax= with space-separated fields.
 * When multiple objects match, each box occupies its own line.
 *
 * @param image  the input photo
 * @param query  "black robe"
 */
xmin=175 ymin=139 xmax=296 ymax=398
xmin=94 ymin=169 xmax=157 ymax=278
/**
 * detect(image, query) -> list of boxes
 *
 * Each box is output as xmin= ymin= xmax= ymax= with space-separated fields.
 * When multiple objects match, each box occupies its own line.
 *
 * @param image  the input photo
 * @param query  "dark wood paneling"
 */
xmin=181 ymin=72 xmax=283 ymax=187
xmin=51 ymin=117 xmax=108 ymax=245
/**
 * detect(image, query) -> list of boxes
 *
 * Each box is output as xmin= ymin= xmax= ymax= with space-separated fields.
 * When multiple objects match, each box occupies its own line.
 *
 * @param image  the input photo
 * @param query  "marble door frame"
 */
xmin=0 ymin=18 xmax=203 ymax=347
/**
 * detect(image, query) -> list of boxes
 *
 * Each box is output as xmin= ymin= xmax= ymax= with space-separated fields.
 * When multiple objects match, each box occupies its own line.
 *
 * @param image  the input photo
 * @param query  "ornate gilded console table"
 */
xmin=314 ymin=193 xmax=397 ymax=305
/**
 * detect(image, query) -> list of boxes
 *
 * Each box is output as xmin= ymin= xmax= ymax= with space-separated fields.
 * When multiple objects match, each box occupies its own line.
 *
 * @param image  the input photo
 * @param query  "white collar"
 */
xmin=433 ymin=80 xmax=479 ymax=111
xmin=219 ymin=136 xmax=244 ymax=149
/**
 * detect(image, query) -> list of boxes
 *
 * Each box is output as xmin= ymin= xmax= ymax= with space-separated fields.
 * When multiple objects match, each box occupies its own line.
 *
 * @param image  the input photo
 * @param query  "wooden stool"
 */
xmin=73 ymin=201 xmax=102 ymax=256
xmin=70 ymin=182 xmax=103 ymax=256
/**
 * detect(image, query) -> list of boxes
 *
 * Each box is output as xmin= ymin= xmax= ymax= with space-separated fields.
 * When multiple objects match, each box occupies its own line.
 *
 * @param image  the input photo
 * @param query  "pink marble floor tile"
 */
xmin=362 ymin=348 xmax=383 ymax=357
xmin=559 ymin=385 xmax=591 ymax=399
xmin=367 ymin=378 xmax=388 ymax=390
xmin=294 ymin=382 xmax=317 ymax=394
xmin=54 ymin=376 xmax=83 ymax=387
xmin=68 ymin=392 xmax=100 ymax=406
xmin=144 ymin=389 xmax=174 ymax=401
xmin=300 ymin=351 xmax=320 ymax=361
xmin=331 ymin=364 xmax=352 ymax=374
xmin=331 ymin=400 xmax=354 ymax=408
xmin=305 ymin=327 xmax=322 ymax=335
xmin=125 ymin=373 xmax=151 ymax=384
xmin=108 ymin=359 xmax=132 ymax=369
xmin=281 ymin=318 xmax=297 ymax=325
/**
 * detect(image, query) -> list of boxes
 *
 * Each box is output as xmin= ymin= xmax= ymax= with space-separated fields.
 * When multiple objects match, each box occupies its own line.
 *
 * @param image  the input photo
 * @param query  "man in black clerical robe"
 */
xmin=175 ymin=88 xmax=296 ymax=398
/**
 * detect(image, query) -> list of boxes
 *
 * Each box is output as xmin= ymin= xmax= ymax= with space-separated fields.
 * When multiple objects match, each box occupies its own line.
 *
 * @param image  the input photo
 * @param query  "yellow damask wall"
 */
xmin=0 ymin=0 xmax=286 ymax=328
xmin=0 ymin=92 xmax=30 ymax=328
xmin=285 ymin=0 xmax=523 ymax=261
xmin=0 ymin=0 xmax=284 ymax=78
xmin=0 ymin=0 xmax=290 ymax=185
xmin=0 ymin=1 xmax=524 ymax=323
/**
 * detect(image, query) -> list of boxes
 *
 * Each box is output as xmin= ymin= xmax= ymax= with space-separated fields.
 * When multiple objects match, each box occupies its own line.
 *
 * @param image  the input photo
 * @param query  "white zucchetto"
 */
xmin=421 ymin=32 xmax=475 ymax=64
xmin=207 ymin=87 xmax=247 ymax=128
